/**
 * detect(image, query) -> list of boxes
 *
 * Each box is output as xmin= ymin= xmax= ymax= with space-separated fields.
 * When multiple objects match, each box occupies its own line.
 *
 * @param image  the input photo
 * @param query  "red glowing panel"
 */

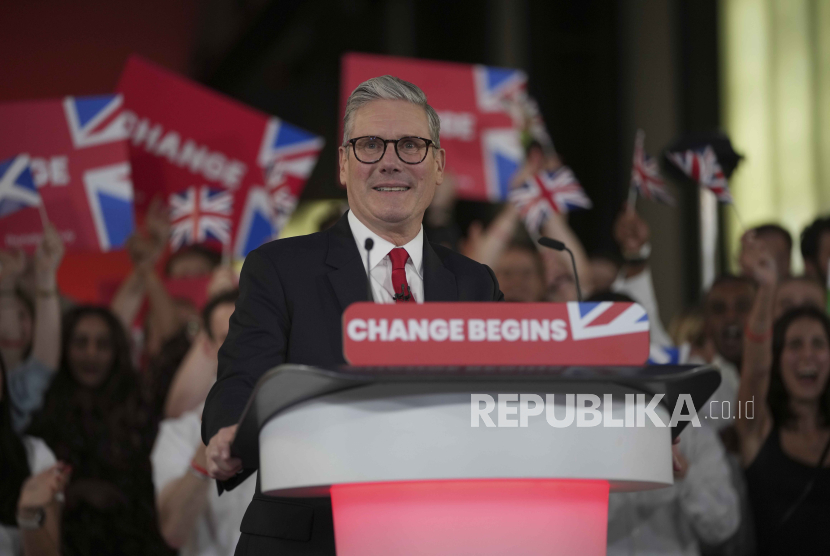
xmin=331 ymin=479 xmax=610 ymax=556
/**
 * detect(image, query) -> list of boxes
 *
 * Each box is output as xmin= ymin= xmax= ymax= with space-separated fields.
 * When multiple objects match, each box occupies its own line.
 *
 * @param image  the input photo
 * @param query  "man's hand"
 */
xmin=205 ymin=424 xmax=242 ymax=480
xmin=740 ymin=232 xmax=777 ymax=288
xmin=613 ymin=204 xmax=650 ymax=259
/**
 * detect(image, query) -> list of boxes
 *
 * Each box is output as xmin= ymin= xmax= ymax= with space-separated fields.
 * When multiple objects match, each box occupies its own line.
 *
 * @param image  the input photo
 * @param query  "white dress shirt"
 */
xmin=348 ymin=210 xmax=425 ymax=304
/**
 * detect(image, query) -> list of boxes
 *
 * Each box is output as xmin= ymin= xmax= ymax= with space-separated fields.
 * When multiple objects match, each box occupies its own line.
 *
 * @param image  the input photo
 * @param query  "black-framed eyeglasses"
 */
xmin=345 ymin=136 xmax=435 ymax=164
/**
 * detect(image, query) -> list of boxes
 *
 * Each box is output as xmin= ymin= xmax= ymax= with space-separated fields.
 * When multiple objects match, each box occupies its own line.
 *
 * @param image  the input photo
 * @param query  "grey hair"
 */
xmin=342 ymin=75 xmax=441 ymax=148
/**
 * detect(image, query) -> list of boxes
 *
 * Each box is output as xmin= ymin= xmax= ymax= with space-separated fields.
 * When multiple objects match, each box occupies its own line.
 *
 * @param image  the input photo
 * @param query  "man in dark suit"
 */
xmin=201 ymin=75 xmax=503 ymax=555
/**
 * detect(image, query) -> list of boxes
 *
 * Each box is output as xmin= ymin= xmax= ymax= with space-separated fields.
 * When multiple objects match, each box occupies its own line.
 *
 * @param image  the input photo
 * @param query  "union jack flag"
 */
xmin=509 ymin=166 xmax=592 ymax=232
xmin=667 ymin=145 xmax=732 ymax=203
xmin=258 ymin=117 xmax=323 ymax=192
xmin=63 ymin=95 xmax=128 ymax=149
xmin=567 ymin=301 xmax=650 ymax=341
xmin=473 ymin=65 xmax=528 ymax=112
xmin=169 ymin=186 xmax=233 ymax=250
xmin=631 ymin=129 xmax=674 ymax=205
xmin=0 ymin=154 xmax=41 ymax=218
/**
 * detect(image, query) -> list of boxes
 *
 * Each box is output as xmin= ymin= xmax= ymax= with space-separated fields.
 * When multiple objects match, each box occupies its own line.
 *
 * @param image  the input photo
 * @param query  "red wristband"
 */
xmin=744 ymin=325 xmax=772 ymax=343
xmin=189 ymin=460 xmax=210 ymax=479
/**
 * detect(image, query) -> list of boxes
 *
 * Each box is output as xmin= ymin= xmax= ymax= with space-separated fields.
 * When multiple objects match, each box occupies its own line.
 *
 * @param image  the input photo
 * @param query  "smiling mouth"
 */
xmin=373 ymin=185 xmax=411 ymax=192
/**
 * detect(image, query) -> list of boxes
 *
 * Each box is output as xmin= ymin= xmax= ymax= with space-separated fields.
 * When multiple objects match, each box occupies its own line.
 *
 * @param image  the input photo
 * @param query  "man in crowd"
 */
xmin=152 ymin=289 xmax=244 ymax=555
xmin=202 ymin=75 xmax=503 ymax=555
xmin=800 ymin=215 xmax=830 ymax=282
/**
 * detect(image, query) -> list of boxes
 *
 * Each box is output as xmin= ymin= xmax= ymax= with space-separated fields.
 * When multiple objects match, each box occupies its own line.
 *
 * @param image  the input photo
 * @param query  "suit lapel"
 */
xmin=423 ymin=240 xmax=458 ymax=301
xmin=326 ymin=213 xmax=371 ymax=312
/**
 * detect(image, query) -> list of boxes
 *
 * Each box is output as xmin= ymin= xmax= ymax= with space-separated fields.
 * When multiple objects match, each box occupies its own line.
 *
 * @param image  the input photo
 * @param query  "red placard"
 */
xmin=341 ymin=53 xmax=525 ymax=201
xmin=0 ymin=95 xmax=133 ymax=253
xmin=343 ymin=302 xmax=650 ymax=367
xmin=116 ymin=56 xmax=323 ymax=260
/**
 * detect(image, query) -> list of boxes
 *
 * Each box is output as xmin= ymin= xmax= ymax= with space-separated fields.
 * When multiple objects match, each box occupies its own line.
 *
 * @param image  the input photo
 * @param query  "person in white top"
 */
xmin=1 ymin=357 xmax=70 ymax=556
xmin=152 ymin=288 xmax=255 ymax=555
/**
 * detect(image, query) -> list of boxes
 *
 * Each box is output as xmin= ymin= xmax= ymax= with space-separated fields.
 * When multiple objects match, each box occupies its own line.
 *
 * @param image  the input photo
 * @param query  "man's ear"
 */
xmin=434 ymin=148 xmax=446 ymax=185
xmin=338 ymin=146 xmax=348 ymax=187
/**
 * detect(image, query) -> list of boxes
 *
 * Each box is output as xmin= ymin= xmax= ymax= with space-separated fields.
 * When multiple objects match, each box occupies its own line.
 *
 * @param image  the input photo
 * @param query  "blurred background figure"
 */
xmin=1 ymin=352 xmax=70 ymax=556
xmin=26 ymin=306 xmax=172 ymax=556
xmin=737 ymin=234 xmax=830 ymax=555
xmin=0 ymin=224 xmax=64 ymax=433
xmin=152 ymin=288 xmax=247 ymax=555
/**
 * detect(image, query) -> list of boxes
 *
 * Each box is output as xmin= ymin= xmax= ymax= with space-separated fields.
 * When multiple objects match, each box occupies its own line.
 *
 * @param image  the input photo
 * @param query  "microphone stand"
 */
xmin=537 ymin=236 xmax=583 ymax=302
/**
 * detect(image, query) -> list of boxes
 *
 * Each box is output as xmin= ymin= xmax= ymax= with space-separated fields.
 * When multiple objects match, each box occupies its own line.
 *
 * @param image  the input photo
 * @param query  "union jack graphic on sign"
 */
xmin=258 ymin=117 xmax=323 ymax=189
xmin=567 ymin=301 xmax=650 ymax=341
xmin=169 ymin=186 xmax=233 ymax=250
xmin=631 ymin=129 xmax=674 ymax=205
xmin=63 ymin=95 xmax=128 ymax=149
xmin=510 ymin=166 xmax=592 ymax=232
xmin=473 ymin=65 xmax=528 ymax=112
xmin=83 ymin=162 xmax=134 ymax=251
xmin=667 ymin=145 xmax=732 ymax=203
xmin=0 ymin=154 xmax=41 ymax=218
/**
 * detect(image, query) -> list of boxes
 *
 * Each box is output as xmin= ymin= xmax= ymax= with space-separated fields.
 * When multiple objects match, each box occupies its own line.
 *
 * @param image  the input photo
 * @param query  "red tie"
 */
xmin=388 ymin=248 xmax=415 ymax=303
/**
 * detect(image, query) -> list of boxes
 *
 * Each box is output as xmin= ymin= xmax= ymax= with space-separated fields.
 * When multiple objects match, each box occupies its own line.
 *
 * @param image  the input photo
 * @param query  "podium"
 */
xmin=232 ymin=363 xmax=719 ymax=555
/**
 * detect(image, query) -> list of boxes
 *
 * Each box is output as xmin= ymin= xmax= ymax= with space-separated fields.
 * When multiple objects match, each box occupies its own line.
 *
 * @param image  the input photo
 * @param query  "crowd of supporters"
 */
xmin=1 ymin=150 xmax=829 ymax=555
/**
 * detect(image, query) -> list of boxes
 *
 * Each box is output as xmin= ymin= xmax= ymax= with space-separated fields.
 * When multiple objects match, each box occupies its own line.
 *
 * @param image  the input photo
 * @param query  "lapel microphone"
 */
xmin=364 ymin=238 xmax=374 ymax=302
xmin=537 ymin=236 xmax=583 ymax=302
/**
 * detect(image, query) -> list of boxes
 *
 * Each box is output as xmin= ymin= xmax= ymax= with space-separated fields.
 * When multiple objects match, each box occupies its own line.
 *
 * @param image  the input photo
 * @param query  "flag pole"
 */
xmin=37 ymin=201 xmax=50 ymax=230
xmin=729 ymin=201 xmax=747 ymax=233
xmin=627 ymin=186 xmax=638 ymax=211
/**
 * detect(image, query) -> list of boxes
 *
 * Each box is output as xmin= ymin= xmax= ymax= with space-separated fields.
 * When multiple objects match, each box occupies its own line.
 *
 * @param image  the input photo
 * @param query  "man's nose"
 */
xmin=377 ymin=142 xmax=402 ymax=172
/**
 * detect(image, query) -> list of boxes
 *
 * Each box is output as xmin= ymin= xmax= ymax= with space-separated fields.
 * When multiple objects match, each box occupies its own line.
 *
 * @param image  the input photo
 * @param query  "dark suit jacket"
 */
xmin=202 ymin=212 xmax=503 ymax=555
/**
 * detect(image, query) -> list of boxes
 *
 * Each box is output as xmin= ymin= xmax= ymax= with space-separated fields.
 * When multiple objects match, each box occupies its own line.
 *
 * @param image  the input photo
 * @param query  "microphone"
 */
xmin=538 ymin=236 xmax=583 ymax=302
xmin=364 ymin=238 xmax=374 ymax=302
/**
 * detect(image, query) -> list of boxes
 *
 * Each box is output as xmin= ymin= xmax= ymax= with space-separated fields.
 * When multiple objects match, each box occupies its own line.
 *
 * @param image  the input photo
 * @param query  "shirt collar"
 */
xmin=348 ymin=210 xmax=424 ymax=277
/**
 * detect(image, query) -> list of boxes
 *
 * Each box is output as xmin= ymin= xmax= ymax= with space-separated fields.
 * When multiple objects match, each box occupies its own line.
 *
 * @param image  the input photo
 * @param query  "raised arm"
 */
xmin=0 ymin=249 xmax=27 ymax=370
xmin=735 ymin=233 xmax=777 ymax=463
xmin=155 ymin=441 xmax=212 ymax=549
xmin=31 ymin=223 xmax=64 ymax=370
xmin=460 ymin=203 xmax=519 ymax=268
xmin=164 ymin=331 xmax=217 ymax=419
xmin=612 ymin=206 xmax=672 ymax=347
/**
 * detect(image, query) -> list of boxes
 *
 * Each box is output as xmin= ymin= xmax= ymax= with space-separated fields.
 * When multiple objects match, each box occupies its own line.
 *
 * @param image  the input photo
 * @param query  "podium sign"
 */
xmin=343 ymin=302 xmax=650 ymax=366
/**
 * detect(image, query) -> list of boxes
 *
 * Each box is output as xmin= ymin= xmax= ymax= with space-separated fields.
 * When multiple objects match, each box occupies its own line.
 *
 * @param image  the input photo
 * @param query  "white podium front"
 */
xmin=232 ymin=365 xmax=720 ymax=556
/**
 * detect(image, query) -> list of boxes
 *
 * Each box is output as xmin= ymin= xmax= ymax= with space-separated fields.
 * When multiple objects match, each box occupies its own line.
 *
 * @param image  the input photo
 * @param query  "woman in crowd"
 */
xmin=1 ymin=353 xmax=70 ymax=556
xmin=737 ymin=236 xmax=830 ymax=554
xmin=26 ymin=306 xmax=173 ymax=555
xmin=0 ymin=224 xmax=64 ymax=432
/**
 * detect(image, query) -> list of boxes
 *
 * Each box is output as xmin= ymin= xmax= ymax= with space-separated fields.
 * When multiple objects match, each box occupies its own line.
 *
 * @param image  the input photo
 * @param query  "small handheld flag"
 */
xmin=631 ymin=130 xmax=674 ymax=206
xmin=509 ymin=165 xmax=592 ymax=232
xmin=0 ymin=154 xmax=41 ymax=219
xmin=667 ymin=145 xmax=733 ymax=203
